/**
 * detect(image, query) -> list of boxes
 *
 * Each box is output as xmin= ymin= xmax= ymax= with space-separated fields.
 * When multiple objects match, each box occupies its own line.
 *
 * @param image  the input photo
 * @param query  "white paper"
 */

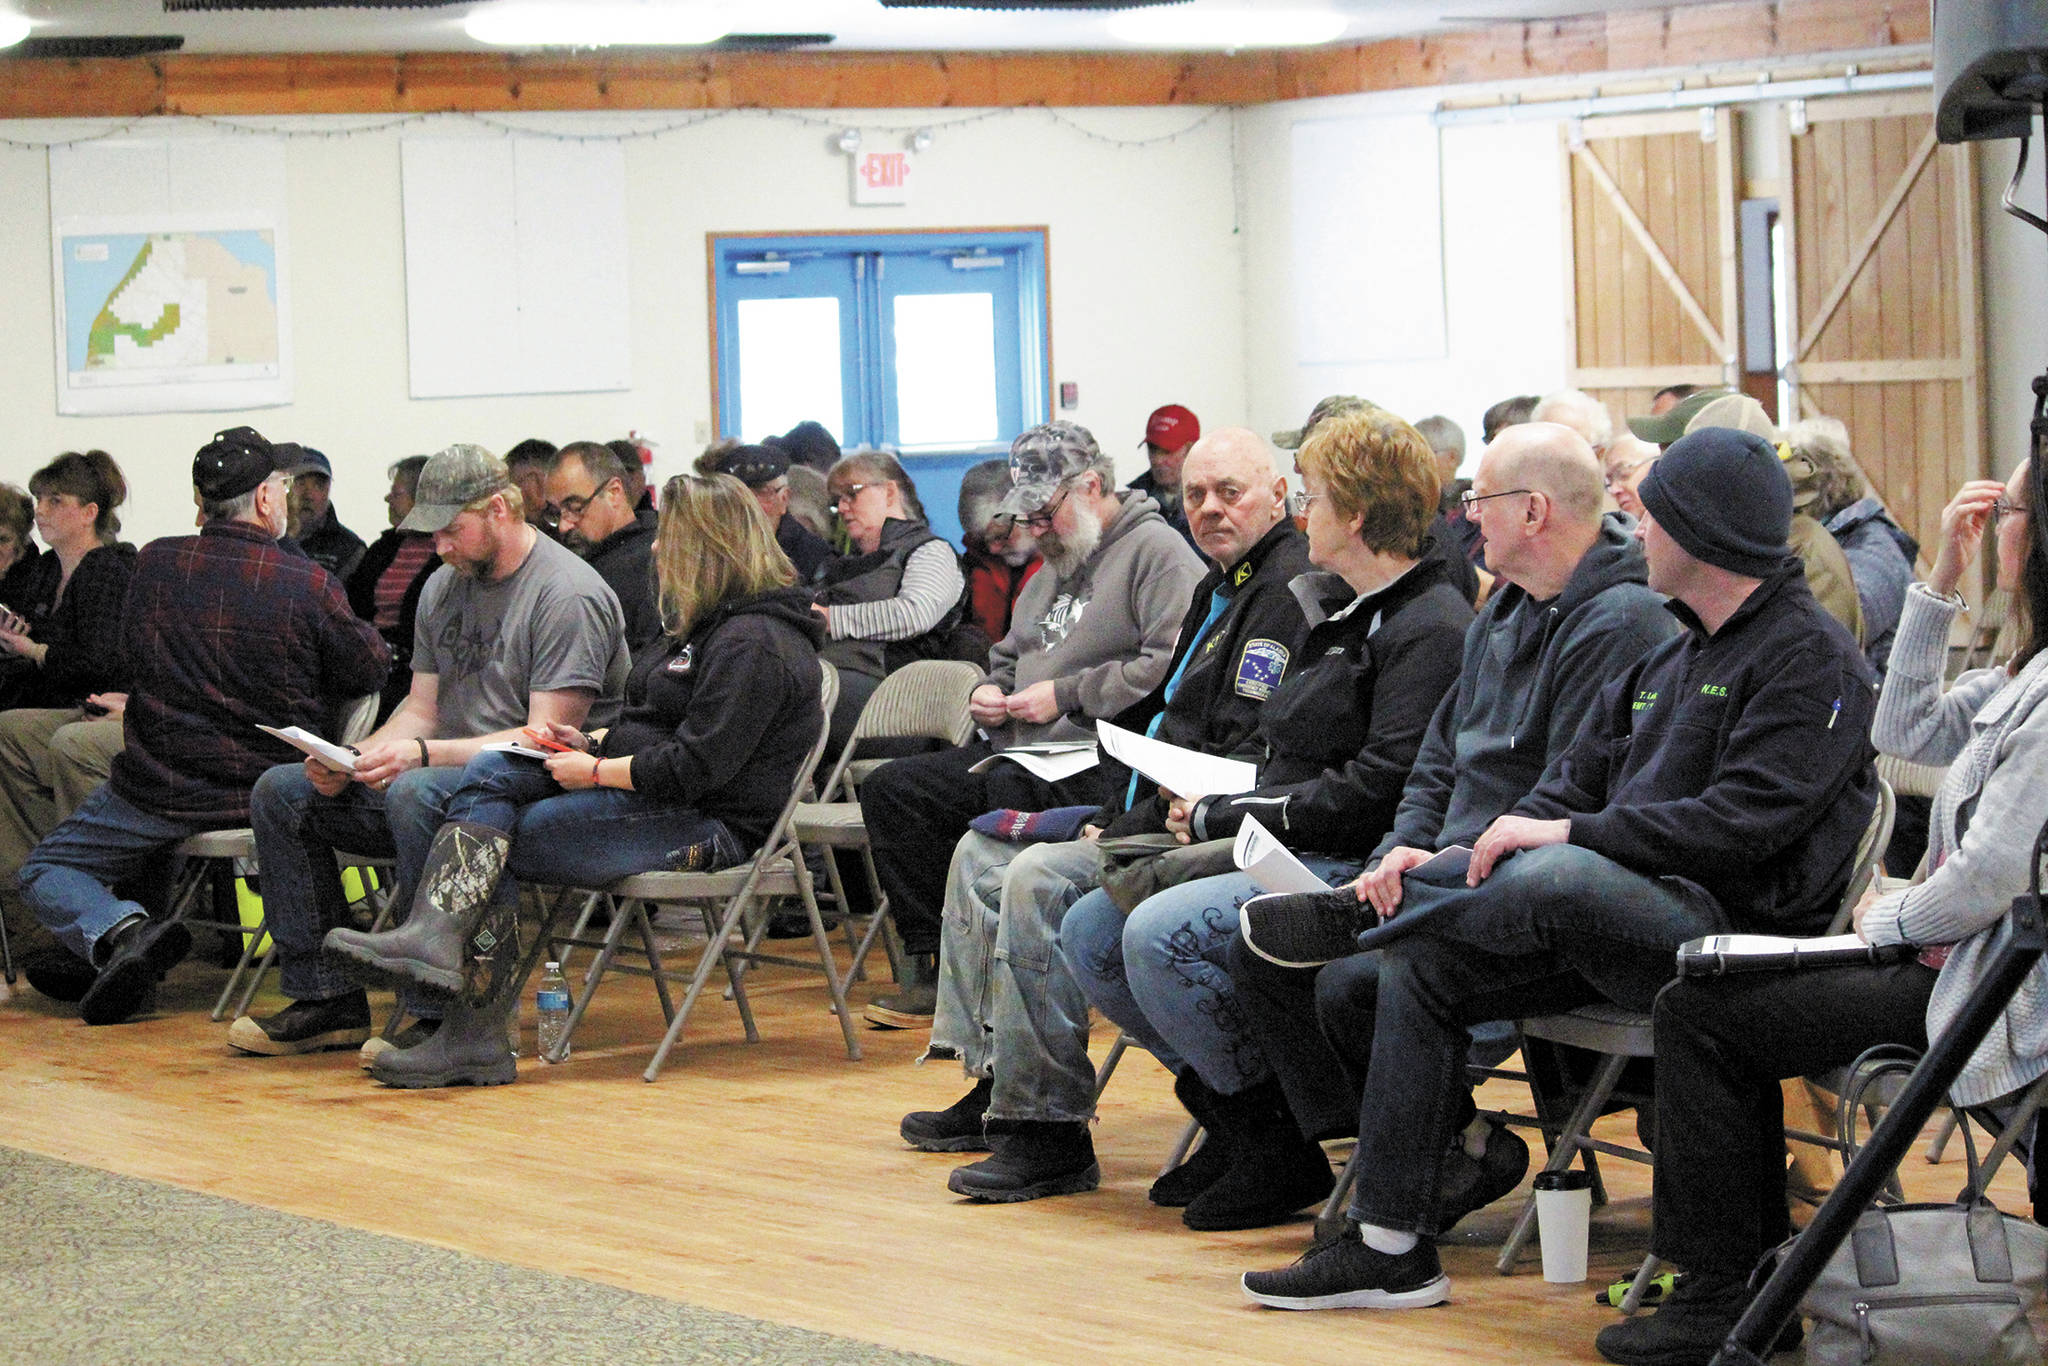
xmin=1690 ymin=933 xmax=1870 ymax=957
xmin=256 ymin=724 xmax=355 ymax=773
xmin=1232 ymin=816 xmax=1331 ymax=894
xmin=967 ymin=744 xmax=1099 ymax=784
xmin=1095 ymin=720 xmax=1257 ymax=800
xmin=482 ymin=741 xmax=552 ymax=761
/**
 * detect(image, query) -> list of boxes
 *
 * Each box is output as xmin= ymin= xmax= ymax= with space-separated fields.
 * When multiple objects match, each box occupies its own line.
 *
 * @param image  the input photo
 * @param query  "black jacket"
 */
xmin=777 ymin=512 xmax=836 ymax=583
xmin=1376 ymin=514 xmax=1677 ymax=861
xmin=1516 ymin=561 xmax=1879 ymax=935
xmin=813 ymin=517 xmax=960 ymax=677
xmin=345 ymin=528 xmax=441 ymax=722
xmin=0 ymin=542 xmax=137 ymax=709
xmin=611 ymin=586 xmax=825 ymax=849
xmin=298 ymin=506 xmax=367 ymax=583
xmin=583 ymin=517 xmax=662 ymax=654
xmin=1193 ymin=556 xmax=1471 ymax=855
xmin=1102 ymin=520 xmax=1314 ymax=836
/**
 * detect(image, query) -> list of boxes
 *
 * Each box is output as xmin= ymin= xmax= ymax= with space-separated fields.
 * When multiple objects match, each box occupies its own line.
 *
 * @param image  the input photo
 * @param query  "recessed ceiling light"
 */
xmin=465 ymin=1 xmax=730 ymax=49
xmin=1106 ymin=5 xmax=1347 ymax=49
xmin=0 ymin=9 xmax=32 ymax=49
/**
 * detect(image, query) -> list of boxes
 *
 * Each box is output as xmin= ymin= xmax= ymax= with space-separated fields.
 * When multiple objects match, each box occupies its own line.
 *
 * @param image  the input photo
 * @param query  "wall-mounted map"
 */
xmin=66 ymin=228 xmax=280 ymax=378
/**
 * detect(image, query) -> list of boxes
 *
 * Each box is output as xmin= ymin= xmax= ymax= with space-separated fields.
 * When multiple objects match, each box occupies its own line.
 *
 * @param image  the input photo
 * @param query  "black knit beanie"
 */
xmin=1637 ymin=426 xmax=1793 ymax=578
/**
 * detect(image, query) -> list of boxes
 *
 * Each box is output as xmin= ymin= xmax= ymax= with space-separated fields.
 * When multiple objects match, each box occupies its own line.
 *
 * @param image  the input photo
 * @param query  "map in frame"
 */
xmin=53 ymin=215 xmax=291 ymax=416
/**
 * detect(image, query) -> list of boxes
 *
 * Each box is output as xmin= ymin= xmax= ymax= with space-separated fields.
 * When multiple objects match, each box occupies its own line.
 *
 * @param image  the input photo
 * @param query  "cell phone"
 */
xmin=521 ymin=727 xmax=575 ymax=753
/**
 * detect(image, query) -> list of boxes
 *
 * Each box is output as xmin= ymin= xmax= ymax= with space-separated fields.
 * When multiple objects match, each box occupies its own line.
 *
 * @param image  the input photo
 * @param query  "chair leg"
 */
xmin=551 ymin=896 xmax=638 ymax=1062
xmin=645 ymin=891 xmax=765 ymax=1082
xmin=1925 ymin=1110 xmax=1960 ymax=1163
xmin=0 ymin=896 xmax=14 ymax=986
xmin=210 ymin=913 xmax=268 ymax=1021
xmin=1618 ymin=1254 xmax=1663 ymax=1314
xmin=1160 ymin=1116 xmax=1202 ymax=1178
xmin=1092 ymin=1033 xmax=1131 ymax=1102
xmin=796 ymin=863 xmax=861 ymax=1061
xmin=1498 ymin=1050 xmax=1630 ymax=1275
xmin=227 ymin=942 xmax=279 ymax=1021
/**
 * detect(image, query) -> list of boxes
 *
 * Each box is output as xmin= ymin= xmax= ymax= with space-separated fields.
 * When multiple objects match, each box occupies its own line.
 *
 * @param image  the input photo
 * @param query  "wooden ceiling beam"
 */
xmin=0 ymin=1 xmax=1930 ymax=120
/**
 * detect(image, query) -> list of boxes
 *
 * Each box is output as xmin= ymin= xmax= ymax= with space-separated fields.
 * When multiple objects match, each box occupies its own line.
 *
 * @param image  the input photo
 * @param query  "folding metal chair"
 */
xmin=789 ymin=659 xmax=981 ymax=986
xmin=530 ymin=660 xmax=849 ymax=1081
xmin=1090 ymin=1029 xmax=1203 ymax=1177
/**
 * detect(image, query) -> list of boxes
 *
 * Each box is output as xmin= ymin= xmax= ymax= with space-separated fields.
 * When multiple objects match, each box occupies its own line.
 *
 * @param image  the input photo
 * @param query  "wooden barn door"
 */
xmin=1780 ymin=92 xmax=1985 ymax=571
xmin=1562 ymin=108 xmax=1741 ymax=426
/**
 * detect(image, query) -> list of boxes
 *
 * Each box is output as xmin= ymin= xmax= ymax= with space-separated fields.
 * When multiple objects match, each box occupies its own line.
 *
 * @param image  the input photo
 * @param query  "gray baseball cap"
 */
xmin=398 ymin=443 xmax=513 ymax=534
xmin=1273 ymin=395 xmax=1370 ymax=450
xmin=998 ymin=421 xmax=1102 ymax=517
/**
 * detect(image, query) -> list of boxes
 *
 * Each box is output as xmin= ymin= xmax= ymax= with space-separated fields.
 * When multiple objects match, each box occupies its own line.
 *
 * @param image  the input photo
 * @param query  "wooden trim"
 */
xmin=1793 ymin=125 xmax=1936 ymax=359
xmin=1795 ymin=358 xmax=1970 ymax=383
xmin=1572 ymin=364 xmax=1723 ymax=387
xmin=1577 ymin=109 xmax=1708 ymax=140
xmin=1573 ymin=140 xmax=1730 ymax=361
xmin=1777 ymin=101 xmax=1804 ymax=416
xmin=0 ymin=1 xmax=1933 ymax=117
xmin=1796 ymin=90 xmax=1939 ymax=124
xmin=1559 ymin=123 xmax=1581 ymax=381
xmin=1954 ymin=141 xmax=1986 ymax=478
xmin=1714 ymin=105 xmax=1741 ymax=383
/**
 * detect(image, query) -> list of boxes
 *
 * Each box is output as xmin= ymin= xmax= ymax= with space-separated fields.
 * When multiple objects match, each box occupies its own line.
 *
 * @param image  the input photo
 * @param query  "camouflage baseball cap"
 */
xmin=999 ymin=421 xmax=1102 ymax=517
xmin=1627 ymin=388 xmax=1733 ymax=446
xmin=1273 ymin=395 xmax=1371 ymax=450
xmin=398 ymin=443 xmax=513 ymax=534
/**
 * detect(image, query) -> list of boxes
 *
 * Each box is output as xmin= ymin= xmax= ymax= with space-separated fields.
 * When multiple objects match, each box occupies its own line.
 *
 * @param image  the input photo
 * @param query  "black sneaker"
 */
xmin=1595 ymin=1271 xmax=1802 ymax=1365
xmin=946 ymin=1122 xmax=1098 ymax=1202
xmin=1436 ymin=1120 xmax=1531 ymax=1230
xmin=22 ymin=945 xmax=96 ymax=1003
xmin=79 ymin=919 xmax=192 ymax=1026
xmin=901 ymin=1077 xmax=994 ymax=1152
xmin=1241 ymin=1223 xmax=1450 ymax=1310
xmin=1239 ymin=888 xmax=1372 ymax=969
xmin=226 ymin=991 xmax=374 ymax=1056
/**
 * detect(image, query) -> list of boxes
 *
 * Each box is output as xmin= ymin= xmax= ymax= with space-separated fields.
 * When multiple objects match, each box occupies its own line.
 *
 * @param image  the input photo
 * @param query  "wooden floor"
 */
xmin=0 ymin=935 xmax=2019 ymax=1366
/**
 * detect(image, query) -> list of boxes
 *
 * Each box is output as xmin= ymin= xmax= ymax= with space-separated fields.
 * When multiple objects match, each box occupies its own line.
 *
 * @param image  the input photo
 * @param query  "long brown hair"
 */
xmin=655 ymin=472 xmax=796 ymax=639
xmin=2014 ymin=454 xmax=2048 ymax=674
xmin=29 ymin=449 xmax=127 ymax=541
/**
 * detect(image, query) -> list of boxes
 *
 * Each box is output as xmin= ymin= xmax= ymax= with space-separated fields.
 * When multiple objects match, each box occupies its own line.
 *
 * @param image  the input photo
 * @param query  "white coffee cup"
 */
xmin=1533 ymin=1169 xmax=1593 ymax=1283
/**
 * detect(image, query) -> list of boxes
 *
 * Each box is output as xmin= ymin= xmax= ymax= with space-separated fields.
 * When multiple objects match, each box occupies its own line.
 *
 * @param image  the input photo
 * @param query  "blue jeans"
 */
xmin=1061 ymin=861 xmax=1359 ymax=1096
xmin=1351 ymin=843 xmax=1724 ymax=1234
xmin=930 ymin=833 xmax=1105 ymax=1125
xmin=20 ymin=784 xmax=209 ymax=961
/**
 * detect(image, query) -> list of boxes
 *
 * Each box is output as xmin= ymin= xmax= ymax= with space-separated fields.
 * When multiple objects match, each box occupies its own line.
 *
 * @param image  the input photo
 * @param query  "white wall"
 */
xmin=0 ymin=106 xmax=1244 ymax=546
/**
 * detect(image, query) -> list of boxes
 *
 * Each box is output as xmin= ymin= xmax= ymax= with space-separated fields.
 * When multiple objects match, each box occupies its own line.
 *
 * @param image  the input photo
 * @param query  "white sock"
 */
xmin=1359 ymin=1222 xmax=1419 ymax=1255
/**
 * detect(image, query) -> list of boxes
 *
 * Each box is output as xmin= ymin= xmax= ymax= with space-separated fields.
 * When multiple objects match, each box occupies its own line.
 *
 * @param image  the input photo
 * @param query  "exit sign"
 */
xmin=850 ymin=149 xmax=914 ymax=206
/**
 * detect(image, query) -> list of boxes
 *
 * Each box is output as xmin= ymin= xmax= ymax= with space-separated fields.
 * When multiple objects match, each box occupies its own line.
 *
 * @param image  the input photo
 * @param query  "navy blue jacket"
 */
xmin=1516 ymin=561 xmax=1879 ymax=935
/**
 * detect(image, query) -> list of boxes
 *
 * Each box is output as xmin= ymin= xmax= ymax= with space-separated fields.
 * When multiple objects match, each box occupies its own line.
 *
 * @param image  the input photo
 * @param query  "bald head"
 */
xmin=1533 ymin=389 xmax=1615 ymax=457
xmin=1182 ymin=426 xmax=1287 ymax=569
xmin=1488 ymin=422 xmax=1606 ymax=527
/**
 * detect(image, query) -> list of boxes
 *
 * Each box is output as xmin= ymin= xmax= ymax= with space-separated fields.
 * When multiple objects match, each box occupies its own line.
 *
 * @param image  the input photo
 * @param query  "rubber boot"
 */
xmin=1181 ymin=1076 xmax=1334 ymax=1231
xmin=367 ymin=991 xmax=517 ymax=1089
xmin=1149 ymin=1069 xmax=1240 ymax=1207
xmin=323 ymin=820 xmax=510 ymax=995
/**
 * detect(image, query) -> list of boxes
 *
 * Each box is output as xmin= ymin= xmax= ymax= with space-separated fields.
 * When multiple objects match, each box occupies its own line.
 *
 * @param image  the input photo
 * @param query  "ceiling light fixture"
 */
xmin=465 ymin=1 xmax=729 ymax=49
xmin=1105 ymin=6 xmax=1346 ymax=50
xmin=0 ymin=9 xmax=32 ymax=49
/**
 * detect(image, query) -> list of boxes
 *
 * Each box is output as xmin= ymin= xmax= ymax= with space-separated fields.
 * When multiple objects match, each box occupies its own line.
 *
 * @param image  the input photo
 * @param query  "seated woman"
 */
xmin=814 ymin=450 xmax=965 ymax=753
xmin=1059 ymin=405 xmax=1472 ymax=1231
xmin=318 ymin=472 xmax=825 ymax=1089
xmin=0 ymin=449 xmax=135 ymax=711
xmin=1597 ymin=457 xmax=2048 ymax=1366
xmin=0 ymin=483 xmax=39 ymax=610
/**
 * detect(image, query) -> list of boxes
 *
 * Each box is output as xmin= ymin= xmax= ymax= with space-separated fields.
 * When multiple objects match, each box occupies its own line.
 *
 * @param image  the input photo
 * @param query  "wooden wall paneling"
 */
xmin=1562 ymin=124 xmax=1587 ymax=376
xmin=1778 ymin=103 xmax=1806 ymax=417
xmin=1589 ymin=145 xmax=1625 ymax=380
xmin=1644 ymin=129 xmax=1678 ymax=371
xmin=1617 ymin=134 xmax=1653 ymax=370
xmin=1714 ymin=107 xmax=1741 ymax=387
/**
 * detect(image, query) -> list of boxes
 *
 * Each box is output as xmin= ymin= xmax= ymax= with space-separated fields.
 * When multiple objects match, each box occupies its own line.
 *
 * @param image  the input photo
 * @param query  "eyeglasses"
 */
xmin=548 ymin=480 xmax=614 ymax=521
xmin=1288 ymin=490 xmax=1322 ymax=517
xmin=1019 ymin=483 xmax=1071 ymax=533
xmin=831 ymin=483 xmax=872 ymax=512
xmin=1604 ymin=458 xmax=1653 ymax=488
xmin=1460 ymin=487 xmax=1533 ymax=513
xmin=1993 ymin=496 xmax=2024 ymax=522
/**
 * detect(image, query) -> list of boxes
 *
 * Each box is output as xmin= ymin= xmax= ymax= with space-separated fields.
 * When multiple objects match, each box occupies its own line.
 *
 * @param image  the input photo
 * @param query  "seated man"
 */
xmin=546 ymin=440 xmax=660 ymax=654
xmin=1208 ymin=420 xmax=1675 ymax=1225
xmin=898 ymin=427 xmax=1309 ymax=1199
xmin=956 ymin=458 xmax=1042 ymax=647
xmin=700 ymin=441 xmax=836 ymax=583
xmin=859 ymin=421 xmax=1203 ymax=1027
xmin=19 ymin=427 xmax=390 ymax=1024
xmin=1240 ymin=426 xmax=1879 ymax=1311
xmin=230 ymin=443 xmax=628 ymax=1062
xmin=283 ymin=444 xmax=368 ymax=583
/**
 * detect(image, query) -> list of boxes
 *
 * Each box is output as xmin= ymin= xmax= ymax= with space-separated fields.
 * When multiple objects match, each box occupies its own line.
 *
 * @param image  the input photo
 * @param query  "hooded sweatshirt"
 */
xmin=982 ymin=490 xmax=1204 ymax=749
xmin=612 ymin=585 xmax=824 ymax=848
xmin=1373 ymin=513 xmax=1677 ymax=861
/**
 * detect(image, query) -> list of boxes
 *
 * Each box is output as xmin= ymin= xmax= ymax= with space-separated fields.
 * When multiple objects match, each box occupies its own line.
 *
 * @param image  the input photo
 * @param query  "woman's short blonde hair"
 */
xmin=655 ymin=472 xmax=796 ymax=638
xmin=1295 ymin=405 xmax=1440 ymax=559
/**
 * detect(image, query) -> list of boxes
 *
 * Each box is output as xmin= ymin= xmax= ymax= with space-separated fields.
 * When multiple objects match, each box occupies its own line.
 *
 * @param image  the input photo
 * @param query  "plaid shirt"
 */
xmin=112 ymin=521 xmax=391 ymax=825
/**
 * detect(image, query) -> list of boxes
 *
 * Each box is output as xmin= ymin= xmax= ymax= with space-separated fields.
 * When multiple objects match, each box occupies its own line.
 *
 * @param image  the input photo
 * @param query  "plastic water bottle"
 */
xmin=536 ymin=961 xmax=571 ymax=1062
xmin=504 ymin=987 xmax=520 ymax=1058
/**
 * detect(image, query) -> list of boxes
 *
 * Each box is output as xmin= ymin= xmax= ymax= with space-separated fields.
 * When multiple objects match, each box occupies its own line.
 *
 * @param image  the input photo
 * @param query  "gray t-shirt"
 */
xmin=412 ymin=531 xmax=629 ymax=737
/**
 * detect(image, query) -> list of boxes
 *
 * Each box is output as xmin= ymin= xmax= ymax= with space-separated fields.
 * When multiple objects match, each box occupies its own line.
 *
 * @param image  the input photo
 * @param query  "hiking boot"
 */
xmin=1595 ymin=1270 xmax=1802 ymax=1366
xmin=368 ymin=995 xmax=516 ymax=1089
xmin=864 ymin=950 xmax=937 ymax=1029
xmin=946 ymin=1121 xmax=1098 ymax=1202
xmin=1436 ymin=1119 xmax=1531 ymax=1230
xmin=227 ymin=990 xmax=373 ymax=1056
xmin=322 ymin=820 xmax=510 ymax=996
xmin=1182 ymin=1076 xmax=1334 ymax=1231
xmin=79 ymin=916 xmax=192 ymax=1026
xmin=1150 ymin=1070 xmax=1236 ymax=1207
xmin=1239 ymin=888 xmax=1371 ymax=969
xmin=22 ymin=944 xmax=96 ymax=1003
xmin=1242 ymin=1223 xmax=1450 ymax=1310
xmin=360 ymin=1016 xmax=442 ymax=1070
xmin=901 ymin=1076 xmax=994 ymax=1152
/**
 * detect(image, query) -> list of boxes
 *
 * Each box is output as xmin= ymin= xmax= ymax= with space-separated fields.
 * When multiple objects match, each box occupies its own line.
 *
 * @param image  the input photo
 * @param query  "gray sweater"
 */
xmin=982 ymin=490 xmax=1203 ymax=749
xmin=1861 ymin=583 xmax=2048 ymax=1106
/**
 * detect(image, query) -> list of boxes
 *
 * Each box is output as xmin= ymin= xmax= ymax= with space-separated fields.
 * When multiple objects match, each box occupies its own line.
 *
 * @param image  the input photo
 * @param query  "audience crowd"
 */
xmin=6 ymin=381 xmax=2044 ymax=1366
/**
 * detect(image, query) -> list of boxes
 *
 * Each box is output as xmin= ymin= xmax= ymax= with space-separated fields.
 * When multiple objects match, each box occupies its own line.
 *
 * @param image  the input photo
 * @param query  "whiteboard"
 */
xmin=1290 ymin=113 xmax=1447 ymax=365
xmin=400 ymin=135 xmax=631 ymax=399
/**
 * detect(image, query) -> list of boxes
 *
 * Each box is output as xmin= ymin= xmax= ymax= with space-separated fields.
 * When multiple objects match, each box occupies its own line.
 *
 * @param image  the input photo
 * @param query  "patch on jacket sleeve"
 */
xmin=1234 ymin=638 xmax=1289 ymax=700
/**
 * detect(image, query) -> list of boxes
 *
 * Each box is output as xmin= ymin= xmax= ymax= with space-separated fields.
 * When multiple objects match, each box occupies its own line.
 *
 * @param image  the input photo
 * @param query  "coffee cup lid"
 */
xmin=1532 ymin=1170 xmax=1593 ymax=1192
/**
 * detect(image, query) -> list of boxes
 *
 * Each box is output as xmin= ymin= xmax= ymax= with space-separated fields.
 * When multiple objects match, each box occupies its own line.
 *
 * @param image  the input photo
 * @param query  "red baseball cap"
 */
xmin=1142 ymin=403 xmax=1200 ymax=451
